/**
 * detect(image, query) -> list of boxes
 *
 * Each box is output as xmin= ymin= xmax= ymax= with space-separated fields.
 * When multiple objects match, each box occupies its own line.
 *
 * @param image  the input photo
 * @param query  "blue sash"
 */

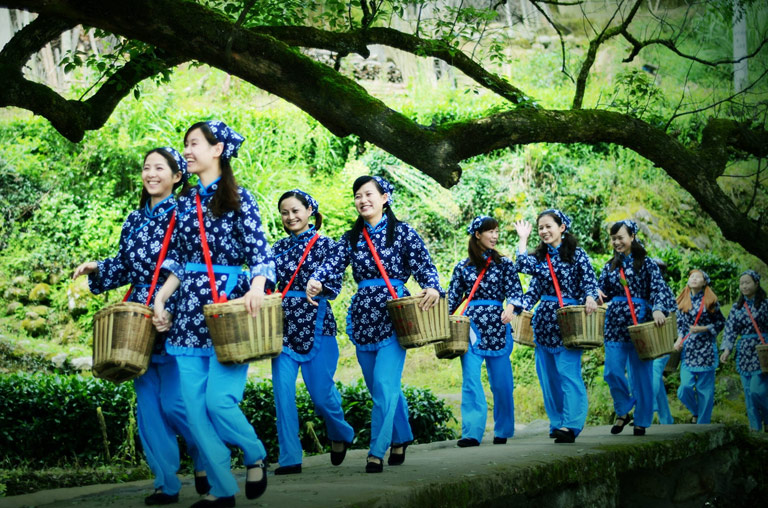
xmin=541 ymin=295 xmax=579 ymax=305
xmin=357 ymin=278 xmax=405 ymax=289
xmin=185 ymin=262 xmax=242 ymax=297
xmin=468 ymin=299 xmax=504 ymax=307
xmin=611 ymin=295 xmax=649 ymax=321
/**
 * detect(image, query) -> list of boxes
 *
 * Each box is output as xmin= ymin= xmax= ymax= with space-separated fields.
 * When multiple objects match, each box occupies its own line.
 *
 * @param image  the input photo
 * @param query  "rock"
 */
xmin=67 ymin=278 xmax=92 ymax=318
xmin=29 ymin=283 xmax=52 ymax=303
xmin=49 ymin=271 xmax=65 ymax=285
xmin=11 ymin=275 xmax=29 ymax=286
xmin=51 ymin=352 xmax=68 ymax=369
xmin=56 ymin=321 xmax=84 ymax=345
xmin=24 ymin=310 xmax=40 ymax=320
xmin=28 ymin=305 xmax=51 ymax=317
xmin=3 ymin=286 xmax=27 ymax=302
xmin=21 ymin=317 xmax=47 ymax=336
xmin=5 ymin=301 xmax=22 ymax=315
xmin=71 ymin=356 xmax=92 ymax=370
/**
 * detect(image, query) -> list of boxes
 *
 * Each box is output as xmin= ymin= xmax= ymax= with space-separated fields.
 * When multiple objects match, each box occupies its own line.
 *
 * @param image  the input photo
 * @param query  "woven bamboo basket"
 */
xmin=556 ymin=305 xmax=606 ymax=350
xmin=664 ymin=350 xmax=681 ymax=373
xmin=203 ymin=294 xmax=283 ymax=364
xmin=92 ymin=302 xmax=156 ymax=384
xmin=628 ymin=312 xmax=677 ymax=360
xmin=513 ymin=310 xmax=535 ymax=347
xmin=386 ymin=295 xmax=450 ymax=349
xmin=434 ymin=315 xmax=470 ymax=359
xmin=757 ymin=344 xmax=768 ymax=374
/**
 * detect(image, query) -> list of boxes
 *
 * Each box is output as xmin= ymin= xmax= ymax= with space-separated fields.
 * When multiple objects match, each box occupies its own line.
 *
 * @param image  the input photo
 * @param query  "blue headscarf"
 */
xmin=467 ymin=216 xmax=493 ymax=235
xmin=541 ymin=208 xmax=572 ymax=232
xmin=286 ymin=188 xmax=319 ymax=216
xmin=616 ymin=219 xmax=639 ymax=236
xmin=158 ymin=146 xmax=188 ymax=189
xmin=372 ymin=176 xmax=394 ymax=206
xmin=206 ymin=120 xmax=245 ymax=160
xmin=741 ymin=269 xmax=761 ymax=284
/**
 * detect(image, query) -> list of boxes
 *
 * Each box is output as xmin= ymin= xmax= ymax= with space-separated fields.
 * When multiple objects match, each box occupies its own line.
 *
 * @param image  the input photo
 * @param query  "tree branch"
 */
xmin=621 ymin=30 xmax=768 ymax=66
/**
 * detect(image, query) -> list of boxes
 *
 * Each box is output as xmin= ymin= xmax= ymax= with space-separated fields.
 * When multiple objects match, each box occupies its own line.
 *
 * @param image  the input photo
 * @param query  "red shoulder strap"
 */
xmin=362 ymin=227 xmax=398 ymax=299
xmin=456 ymin=256 xmax=493 ymax=316
xmin=280 ymin=233 xmax=320 ymax=296
xmin=619 ymin=267 xmax=638 ymax=326
xmin=196 ymin=194 xmax=224 ymax=304
xmin=545 ymin=253 xmax=565 ymax=308
xmin=744 ymin=301 xmax=766 ymax=344
xmin=122 ymin=210 xmax=177 ymax=304
xmin=680 ymin=294 xmax=706 ymax=344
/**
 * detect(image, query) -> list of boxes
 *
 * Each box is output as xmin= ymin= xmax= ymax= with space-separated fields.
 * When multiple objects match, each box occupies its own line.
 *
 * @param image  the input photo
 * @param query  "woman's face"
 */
xmin=476 ymin=227 xmax=499 ymax=251
xmin=142 ymin=152 xmax=180 ymax=202
xmin=537 ymin=214 xmax=565 ymax=246
xmin=183 ymin=128 xmax=222 ymax=175
xmin=739 ymin=274 xmax=758 ymax=298
xmin=610 ymin=226 xmax=634 ymax=255
xmin=279 ymin=196 xmax=312 ymax=235
xmin=354 ymin=181 xmax=388 ymax=223
xmin=687 ymin=271 xmax=706 ymax=291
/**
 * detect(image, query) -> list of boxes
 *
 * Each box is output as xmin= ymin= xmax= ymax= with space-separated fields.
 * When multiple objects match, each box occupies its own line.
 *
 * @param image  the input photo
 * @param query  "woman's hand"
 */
xmin=306 ymin=279 xmax=323 ymax=307
xmin=674 ymin=336 xmax=684 ymax=351
xmin=653 ymin=310 xmax=666 ymax=326
xmin=584 ymin=296 xmax=598 ymax=314
xmin=418 ymin=288 xmax=440 ymax=311
xmin=597 ymin=289 xmax=608 ymax=306
xmin=689 ymin=325 xmax=709 ymax=334
xmin=501 ymin=304 xmax=516 ymax=324
xmin=245 ymin=275 xmax=267 ymax=317
xmin=153 ymin=298 xmax=171 ymax=332
xmin=719 ymin=349 xmax=731 ymax=363
xmin=514 ymin=220 xmax=532 ymax=253
xmin=72 ymin=261 xmax=97 ymax=279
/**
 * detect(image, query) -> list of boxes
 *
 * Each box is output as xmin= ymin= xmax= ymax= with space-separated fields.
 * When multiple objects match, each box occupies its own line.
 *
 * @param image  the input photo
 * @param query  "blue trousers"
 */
xmin=176 ymin=355 xmax=266 ymax=498
xmin=605 ymin=344 xmax=653 ymax=428
xmin=742 ymin=372 xmax=768 ymax=430
xmin=134 ymin=358 xmax=205 ymax=495
xmin=272 ymin=337 xmax=354 ymax=467
xmin=652 ymin=356 xmax=673 ymax=424
xmin=460 ymin=347 xmax=515 ymax=442
xmin=355 ymin=339 xmax=413 ymax=459
xmin=677 ymin=366 xmax=715 ymax=424
xmin=535 ymin=347 xmax=587 ymax=435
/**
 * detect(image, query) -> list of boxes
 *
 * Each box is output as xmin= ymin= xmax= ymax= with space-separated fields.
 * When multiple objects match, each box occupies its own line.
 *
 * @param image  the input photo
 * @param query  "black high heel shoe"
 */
xmin=245 ymin=462 xmax=267 ymax=500
xmin=330 ymin=441 xmax=349 ymax=466
xmin=387 ymin=442 xmax=410 ymax=466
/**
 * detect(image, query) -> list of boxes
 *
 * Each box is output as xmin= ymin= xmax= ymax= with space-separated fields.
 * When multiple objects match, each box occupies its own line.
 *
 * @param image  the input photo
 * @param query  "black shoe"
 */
xmin=611 ymin=414 xmax=633 ymax=435
xmin=274 ymin=464 xmax=302 ymax=475
xmin=691 ymin=416 xmax=698 ymax=424
xmin=145 ymin=490 xmax=179 ymax=505
xmin=366 ymin=455 xmax=383 ymax=473
xmin=245 ymin=463 xmax=267 ymax=500
xmin=549 ymin=432 xmax=557 ymax=439
xmin=634 ymin=426 xmax=646 ymax=436
xmin=553 ymin=428 xmax=576 ymax=444
xmin=189 ymin=497 xmax=235 ymax=508
xmin=194 ymin=473 xmax=210 ymax=495
xmin=387 ymin=442 xmax=409 ymax=466
xmin=330 ymin=441 xmax=349 ymax=466
xmin=493 ymin=437 xmax=507 ymax=445
xmin=457 ymin=438 xmax=480 ymax=448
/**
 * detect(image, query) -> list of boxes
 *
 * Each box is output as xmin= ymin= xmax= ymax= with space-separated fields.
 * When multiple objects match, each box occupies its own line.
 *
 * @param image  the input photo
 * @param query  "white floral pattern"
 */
xmin=721 ymin=298 xmax=768 ymax=375
xmin=676 ymin=291 xmax=725 ymax=371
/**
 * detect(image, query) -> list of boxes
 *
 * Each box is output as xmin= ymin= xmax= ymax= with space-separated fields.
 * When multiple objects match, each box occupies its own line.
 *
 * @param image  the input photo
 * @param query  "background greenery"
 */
xmin=1 ymin=1 xmax=766 ymax=497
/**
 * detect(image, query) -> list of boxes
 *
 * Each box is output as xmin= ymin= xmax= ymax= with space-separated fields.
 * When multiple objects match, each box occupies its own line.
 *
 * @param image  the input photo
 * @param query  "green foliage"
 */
xmin=0 ymin=373 xmax=455 ymax=471
xmin=653 ymin=247 xmax=741 ymax=301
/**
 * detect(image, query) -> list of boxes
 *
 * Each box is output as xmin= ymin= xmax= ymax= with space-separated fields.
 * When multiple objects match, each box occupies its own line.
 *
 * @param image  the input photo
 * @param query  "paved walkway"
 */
xmin=0 ymin=424 xmax=735 ymax=508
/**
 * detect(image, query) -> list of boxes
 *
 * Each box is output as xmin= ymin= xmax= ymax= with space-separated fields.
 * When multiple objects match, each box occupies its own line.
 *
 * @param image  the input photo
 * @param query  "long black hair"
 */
xmin=184 ymin=122 xmax=240 ymax=217
xmin=468 ymin=217 xmax=503 ymax=268
xmin=277 ymin=190 xmax=323 ymax=233
xmin=139 ymin=148 xmax=189 ymax=208
xmin=736 ymin=273 xmax=767 ymax=309
xmin=349 ymin=175 xmax=399 ymax=251
xmin=533 ymin=210 xmax=578 ymax=263
xmin=608 ymin=222 xmax=646 ymax=271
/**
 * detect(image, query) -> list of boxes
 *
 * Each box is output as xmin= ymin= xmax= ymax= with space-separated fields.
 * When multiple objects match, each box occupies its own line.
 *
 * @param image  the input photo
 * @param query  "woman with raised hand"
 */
xmin=597 ymin=220 xmax=676 ymax=437
xmin=450 ymin=216 xmax=523 ymax=448
xmin=270 ymin=189 xmax=354 ymax=475
xmin=306 ymin=175 xmax=443 ymax=472
xmin=720 ymin=270 xmax=768 ymax=432
xmin=673 ymin=269 xmax=725 ymax=424
xmin=514 ymin=209 xmax=599 ymax=444
xmin=73 ymin=147 xmax=210 ymax=505
xmin=153 ymin=121 xmax=274 ymax=507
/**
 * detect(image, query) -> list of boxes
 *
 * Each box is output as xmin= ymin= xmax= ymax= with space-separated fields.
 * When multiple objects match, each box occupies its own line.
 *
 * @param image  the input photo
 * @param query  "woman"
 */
xmin=449 ymin=216 xmax=523 ymax=447
xmin=674 ymin=269 xmax=725 ymax=424
xmin=73 ymin=147 xmax=210 ymax=504
xmin=514 ymin=209 xmax=599 ymax=444
xmin=597 ymin=220 xmax=676 ymax=436
xmin=271 ymin=189 xmax=354 ymax=474
xmin=153 ymin=121 xmax=273 ymax=507
xmin=720 ymin=270 xmax=768 ymax=431
xmin=307 ymin=175 xmax=443 ymax=472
